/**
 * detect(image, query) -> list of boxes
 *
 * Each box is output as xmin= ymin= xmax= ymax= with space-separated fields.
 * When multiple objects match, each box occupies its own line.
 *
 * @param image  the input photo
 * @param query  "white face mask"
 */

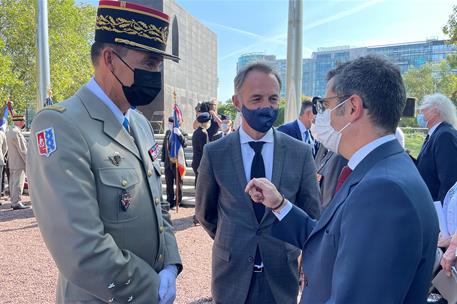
xmin=168 ymin=123 xmax=174 ymax=130
xmin=314 ymin=98 xmax=351 ymax=153
xmin=221 ymin=123 xmax=229 ymax=133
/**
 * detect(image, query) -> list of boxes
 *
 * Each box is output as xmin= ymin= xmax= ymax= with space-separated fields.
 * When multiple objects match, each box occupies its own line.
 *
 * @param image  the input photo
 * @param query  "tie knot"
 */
xmin=122 ymin=117 xmax=129 ymax=132
xmin=248 ymin=141 xmax=265 ymax=154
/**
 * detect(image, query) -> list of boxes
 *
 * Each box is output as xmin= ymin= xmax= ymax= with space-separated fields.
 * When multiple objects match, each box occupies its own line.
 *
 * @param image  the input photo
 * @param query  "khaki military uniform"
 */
xmin=6 ymin=126 xmax=27 ymax=204
xmin=27 ymin=85 xmax=182 ymax=303
xmin=0 ymin=130 xmax=8 ymax=193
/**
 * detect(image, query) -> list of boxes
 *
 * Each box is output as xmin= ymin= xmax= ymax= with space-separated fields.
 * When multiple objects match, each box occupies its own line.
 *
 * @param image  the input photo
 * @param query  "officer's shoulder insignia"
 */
xmin=37 ymin=105 xmax=66 ymax=114
xmin=36 ymin=127 xmax=57 ymax=157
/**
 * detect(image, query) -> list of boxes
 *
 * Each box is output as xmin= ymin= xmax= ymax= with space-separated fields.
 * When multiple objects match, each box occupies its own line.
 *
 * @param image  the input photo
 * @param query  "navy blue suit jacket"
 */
xmin=277 ymin=120 xmax=319 ymax=157
xmin=417 ymin=122 xmax=457 ymax=202
xmin=277 ymin=120 xmax=302 ymax=141
xmin=273 ymin=140 xmax=439 ymax=304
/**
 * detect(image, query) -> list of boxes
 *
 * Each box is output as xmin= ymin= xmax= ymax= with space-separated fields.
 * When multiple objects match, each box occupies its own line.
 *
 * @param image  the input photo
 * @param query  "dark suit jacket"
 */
xmin=273 ymin=140 xmax=439 ymax=304
xmin=277 ymin=120 xmax=319 ymax=157
xmin=195 ymin=129 xmax=321 ymax=304
xmin=161 ymin=129 xmax=187 ymax=169
xmin=416 ymin=122 xmax=457 ymax=202
xmin=191 ymin=127 xmax=208 ymax=173
xmin=315 ymin=146 xmax=348 ymax=209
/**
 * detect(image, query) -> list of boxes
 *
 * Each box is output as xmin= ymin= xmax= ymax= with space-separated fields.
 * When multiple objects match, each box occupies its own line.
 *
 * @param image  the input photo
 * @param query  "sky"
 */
xmin=82 ymin=0 xmax=456 ymax=102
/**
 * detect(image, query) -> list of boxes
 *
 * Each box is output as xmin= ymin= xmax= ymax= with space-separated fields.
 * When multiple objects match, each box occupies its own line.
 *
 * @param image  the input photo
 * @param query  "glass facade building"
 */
xmin=306 ymin=39 xmax=456 ymax=97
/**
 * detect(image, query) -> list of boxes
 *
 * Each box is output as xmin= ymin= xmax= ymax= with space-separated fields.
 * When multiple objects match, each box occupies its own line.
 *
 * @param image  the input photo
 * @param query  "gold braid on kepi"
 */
xmin=95 ymin=0 xmax=178 ymax=60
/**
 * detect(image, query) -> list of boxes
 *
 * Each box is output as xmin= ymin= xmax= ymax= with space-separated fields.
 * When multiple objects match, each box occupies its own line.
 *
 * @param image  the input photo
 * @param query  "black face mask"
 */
xmin=111 ymin=51 xmax=162 ymax=107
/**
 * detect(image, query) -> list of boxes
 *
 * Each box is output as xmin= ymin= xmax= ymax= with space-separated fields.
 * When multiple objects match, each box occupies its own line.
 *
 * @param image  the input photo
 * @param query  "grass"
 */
xmin=404 ymin=130 xmax=426 ymax=159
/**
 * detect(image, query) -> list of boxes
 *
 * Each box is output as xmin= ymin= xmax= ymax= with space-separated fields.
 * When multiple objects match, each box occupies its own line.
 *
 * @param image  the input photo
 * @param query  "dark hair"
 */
xmin=326 ymin=61 xmax=351 ymax=81
xmin=330 ymin=54 xmax=406 ymax=133
xmin=300 ymin=101 xmax=313 ymax=116
xmin=90 ymin=42 xmax=128 ymax=66
xmin=234 ymin=62 xmax=281 ymax=93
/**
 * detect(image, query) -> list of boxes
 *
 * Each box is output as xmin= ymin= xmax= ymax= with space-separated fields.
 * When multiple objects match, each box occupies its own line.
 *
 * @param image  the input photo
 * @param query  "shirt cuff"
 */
xmin=272 ymin=200 xmax=293 ymax=221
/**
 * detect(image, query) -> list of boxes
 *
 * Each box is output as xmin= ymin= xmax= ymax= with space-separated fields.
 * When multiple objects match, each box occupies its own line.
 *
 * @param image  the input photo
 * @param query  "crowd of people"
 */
xmin=9 ymin=1 xmax=457 ymax=304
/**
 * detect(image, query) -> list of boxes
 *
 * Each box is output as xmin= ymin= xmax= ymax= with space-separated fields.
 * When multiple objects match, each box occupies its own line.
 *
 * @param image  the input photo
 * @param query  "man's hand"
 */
xmin=173 ymin=127 xmax=182 ymax=136
xmin=158 ymin=265 xmax=178 ymax=304
xmin=245 ymin=178 xmax=282 ymax=209
xmin=438 ymin=233 xmax=452 ymax=248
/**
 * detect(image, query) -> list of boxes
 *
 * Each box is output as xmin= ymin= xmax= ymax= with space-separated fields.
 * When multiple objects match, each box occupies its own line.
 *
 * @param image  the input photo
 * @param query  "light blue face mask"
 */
xmin=416 ymin=113 xmax=428 ymax=128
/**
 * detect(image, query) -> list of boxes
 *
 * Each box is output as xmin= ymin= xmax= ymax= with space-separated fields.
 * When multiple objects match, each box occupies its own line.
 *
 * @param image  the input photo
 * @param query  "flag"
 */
xmin=169 ymin=104 xmax=186 ymax=177
xmin=0 ymin=105 xmax=9 ymax=131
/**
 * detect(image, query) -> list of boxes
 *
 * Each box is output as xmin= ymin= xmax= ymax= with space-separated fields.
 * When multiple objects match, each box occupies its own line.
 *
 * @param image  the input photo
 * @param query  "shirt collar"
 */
xmin=348 ymin=134 xmax=396 ymax=170
xmin=296 ymin=119 xmax=308 ymax=135
xmin=239 ymin=125 xmax=274 ymax=144
xmin=428 ymin=121 xmax=442 ymax=136
xmin=86 ymin=77 xmax=130 ymax=125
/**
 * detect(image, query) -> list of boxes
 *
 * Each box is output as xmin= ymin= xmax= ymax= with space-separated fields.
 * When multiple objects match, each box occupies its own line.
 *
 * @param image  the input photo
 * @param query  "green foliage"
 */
xmin=273 ymin=98 xmax=286 ymax=127
xmin=404 ymin=129 xmax=426 ymax=159
xmin=0 ymin=0 xmax=96 ymax=112
xmin=403 ymin=61 xmax=457 ymax=107
xmin=443 ymin=5 xmax=457 ymax=44
xmin=218 ymin=98 xmax=237 ymax=120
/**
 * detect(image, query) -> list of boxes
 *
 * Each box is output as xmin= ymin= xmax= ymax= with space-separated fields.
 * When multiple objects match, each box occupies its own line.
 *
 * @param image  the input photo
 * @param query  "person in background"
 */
xmin=416 ymin=93 xmax=457 ymax=203
xmin=212 ymin=114 xmax=232 ymax=140
xmin=192 ymin=100 xmax=222 ymax=142
xmin=313 ymin=63 xmax=349 ymax=209
xmin=278 ymin=99 xmax=319 ymax=157
xmin=162 ymin=116 xmax=187 ymax=210
xmin=192 ymin=112 xmax=211 ymax=186
xmin=0 ymin=128 xmax=7 ymax=200
xmin=6 ymin=115 xmax=28 ymax=210
xmin=191 ymin=112 xmax=211 ymax=225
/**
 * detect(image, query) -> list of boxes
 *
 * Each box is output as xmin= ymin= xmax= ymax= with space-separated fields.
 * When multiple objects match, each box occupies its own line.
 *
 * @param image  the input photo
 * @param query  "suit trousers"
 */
xmin=244 ymin=271 xmax=277 ymax=304
xmin=164 ymin=164 xmax=182 ymax=207
xmin=9 ymin=168 xmax=25 ymax=204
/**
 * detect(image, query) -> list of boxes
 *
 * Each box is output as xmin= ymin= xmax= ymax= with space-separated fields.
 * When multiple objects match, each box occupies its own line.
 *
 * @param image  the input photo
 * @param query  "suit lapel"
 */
xmin=305 ymin=140 xmax=405 ymax=242
xmin=76 ymin=85 xmax=141 ymax=160
xmin=293 ymin=120 xmax=302 ymax=141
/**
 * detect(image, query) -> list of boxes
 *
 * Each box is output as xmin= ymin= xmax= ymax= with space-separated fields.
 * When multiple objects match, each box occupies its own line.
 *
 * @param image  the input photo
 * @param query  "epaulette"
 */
xmin=37 ymin=105 xmax=66 ymax=114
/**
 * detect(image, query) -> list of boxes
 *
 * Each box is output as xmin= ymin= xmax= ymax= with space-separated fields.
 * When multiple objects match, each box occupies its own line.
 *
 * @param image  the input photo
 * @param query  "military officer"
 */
xmin=27 ymin=1 xmax=182 ymax=303
xmin=6 ymin=115 xmax=28 ymax=210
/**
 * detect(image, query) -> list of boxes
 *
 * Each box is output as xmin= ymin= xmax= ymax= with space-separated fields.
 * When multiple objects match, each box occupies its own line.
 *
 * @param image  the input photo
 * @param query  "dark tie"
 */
xmin=122 ymin=117 xmax=130 ymax=132
xmin=335 ymin=165 xmax=352 ymax=193
xmin=249 ymin=141 xmax=266 ymax=222
xmin=248 ymin=141 xmax=266 ymax=267
xmin=304 ymin=130 xmax=310 ymax=143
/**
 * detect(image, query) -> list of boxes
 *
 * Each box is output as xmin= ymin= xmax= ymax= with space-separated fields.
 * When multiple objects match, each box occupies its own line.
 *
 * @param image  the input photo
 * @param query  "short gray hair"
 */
xmin=234 ymin=62 xmax=281 ymax=94
xmin=419 ymin=93 xmax=457 ymax=128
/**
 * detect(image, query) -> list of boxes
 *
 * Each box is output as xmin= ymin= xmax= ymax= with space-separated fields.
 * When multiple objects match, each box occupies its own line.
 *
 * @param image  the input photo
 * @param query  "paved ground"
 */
xmin=0 ymin=196 xmax=214 ymax=304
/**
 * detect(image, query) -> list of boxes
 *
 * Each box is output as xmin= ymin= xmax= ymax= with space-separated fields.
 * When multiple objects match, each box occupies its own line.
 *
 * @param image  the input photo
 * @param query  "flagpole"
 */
xmin=173 ymin=89 xmax=180 ymax=213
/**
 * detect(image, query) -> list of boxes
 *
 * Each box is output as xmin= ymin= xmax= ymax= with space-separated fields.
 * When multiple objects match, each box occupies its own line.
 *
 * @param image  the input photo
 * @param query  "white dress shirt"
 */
xmin=428 ymin=122 xmax=443 ymax=137
xmin=297 ymin=119 xmax=314 ymax=145
xmin=86 ymin=77 xmax=130 ymax=128
xmin=274 ymin=134 xmax=397 ymax=220
xmin=239 ymin=125 xmax=274 ymax=182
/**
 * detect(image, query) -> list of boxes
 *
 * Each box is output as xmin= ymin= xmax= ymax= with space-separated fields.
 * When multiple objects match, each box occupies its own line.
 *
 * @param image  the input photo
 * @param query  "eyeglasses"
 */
xmin=312 ymin=95 xmax=352 ymax=114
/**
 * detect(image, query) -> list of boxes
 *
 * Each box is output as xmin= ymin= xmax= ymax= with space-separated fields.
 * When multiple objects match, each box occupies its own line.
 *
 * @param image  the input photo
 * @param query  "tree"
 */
xmin=403 ymin=61 xmax=457 ymax=106
xmin=0 ymin=0 xmax=96 ymax=112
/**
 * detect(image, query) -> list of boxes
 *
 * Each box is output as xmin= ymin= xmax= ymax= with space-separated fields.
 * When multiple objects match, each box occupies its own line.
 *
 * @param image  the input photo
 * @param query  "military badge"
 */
xmin=36 ymin=128 xmax=57 ymax=157
xmin=109 ymin=152 xmax=122 ymax=166
xmin=120 ymin=190 xmax=132 ymax=211
xmin=148 ymin=143 xmax=159 ymax=162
